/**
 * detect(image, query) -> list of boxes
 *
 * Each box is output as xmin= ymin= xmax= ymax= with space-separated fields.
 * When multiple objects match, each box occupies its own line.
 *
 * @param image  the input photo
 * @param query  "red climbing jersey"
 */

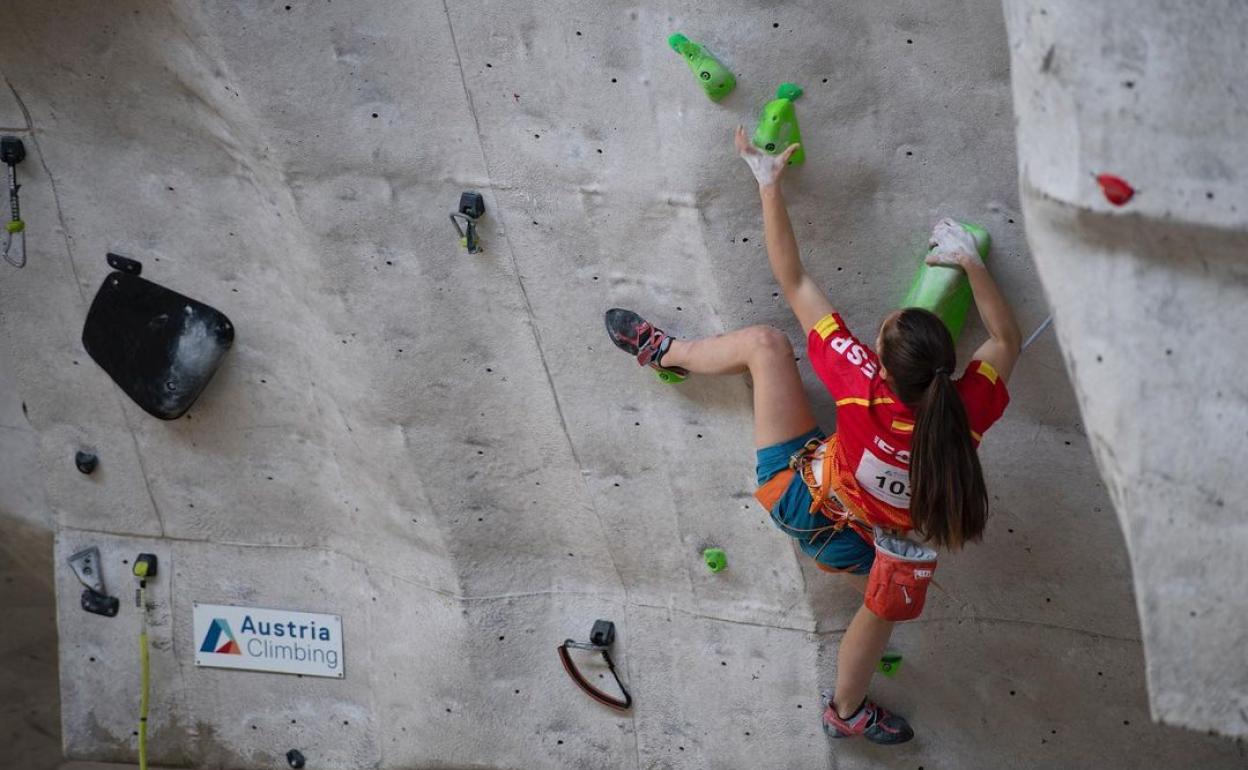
xmin=806 ymin=312 xmax=1010 ymax=531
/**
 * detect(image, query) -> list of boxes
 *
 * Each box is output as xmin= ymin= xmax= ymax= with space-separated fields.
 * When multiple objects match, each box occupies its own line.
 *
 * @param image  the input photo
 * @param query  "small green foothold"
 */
xmin=5 ymin=219 xmax=23 ymax=233
xmin=753 ymin=83 xmax=805 ymax=165
xmin=654 ymin=368 xmax=687 ymax=384
xmin=668 ymin=32 xmax=736 ymax=102
xmin=703 ymin=547 xmax=727 ymax=572
xmin=877 ymin=653 xmax=903 ymax=677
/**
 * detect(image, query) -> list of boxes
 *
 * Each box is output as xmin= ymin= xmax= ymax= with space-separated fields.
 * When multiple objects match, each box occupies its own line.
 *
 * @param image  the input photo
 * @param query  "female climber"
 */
xmin=603 ymin=127 xmax=1022 ymax=744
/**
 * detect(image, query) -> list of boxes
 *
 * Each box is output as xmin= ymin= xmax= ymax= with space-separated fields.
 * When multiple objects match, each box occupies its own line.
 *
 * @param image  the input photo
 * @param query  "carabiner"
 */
xmin=3 ymin=220 xmax=25 ymax=268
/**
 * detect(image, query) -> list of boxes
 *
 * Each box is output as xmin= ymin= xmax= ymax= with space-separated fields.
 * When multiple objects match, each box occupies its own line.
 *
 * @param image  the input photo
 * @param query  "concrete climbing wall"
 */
xmin=1003 ymin=0 xmax=1248 ymax=740
xmin=0 ymin=1 xmax=1242 ymax=767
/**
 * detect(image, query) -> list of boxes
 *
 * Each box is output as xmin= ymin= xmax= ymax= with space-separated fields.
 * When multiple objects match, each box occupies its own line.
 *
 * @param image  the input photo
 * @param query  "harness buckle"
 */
xmin=788 ymin=436 xmax=823 ymax=471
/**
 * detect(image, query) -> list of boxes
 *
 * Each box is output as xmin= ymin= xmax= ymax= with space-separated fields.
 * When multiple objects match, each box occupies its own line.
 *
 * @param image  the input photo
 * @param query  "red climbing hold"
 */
xmin=1095 ymin=174 xmax=1135 ymax=206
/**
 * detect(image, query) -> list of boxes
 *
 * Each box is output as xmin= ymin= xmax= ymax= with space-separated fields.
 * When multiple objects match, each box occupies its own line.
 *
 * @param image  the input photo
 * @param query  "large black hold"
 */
xmin=82 ymin=254 xmax=234 ymax=419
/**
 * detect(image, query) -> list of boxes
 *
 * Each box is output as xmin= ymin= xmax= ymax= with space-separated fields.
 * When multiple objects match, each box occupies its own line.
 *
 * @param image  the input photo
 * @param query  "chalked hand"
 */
xmin=735 ymin=125 xmax=799 ymax=188
xmin=926 ymin=217 xmax=983 ymax=270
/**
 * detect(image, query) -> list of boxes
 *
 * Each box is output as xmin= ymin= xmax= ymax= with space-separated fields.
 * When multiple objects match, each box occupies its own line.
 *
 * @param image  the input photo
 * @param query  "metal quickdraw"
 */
xmin=449 ymin=191 xmax=485 ymax=254
xmin=557 ymin=619 xmax=632 ymax=711
xmin=2 ymin=135 xmax=26 ymax=268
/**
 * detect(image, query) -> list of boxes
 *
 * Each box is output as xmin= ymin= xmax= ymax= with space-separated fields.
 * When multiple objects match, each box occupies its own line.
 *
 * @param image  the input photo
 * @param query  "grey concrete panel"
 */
xmin=1004 ymin=0 xmax=1248 ymax=738
xmin=0 ymin=0 xmax=1244 ymax=766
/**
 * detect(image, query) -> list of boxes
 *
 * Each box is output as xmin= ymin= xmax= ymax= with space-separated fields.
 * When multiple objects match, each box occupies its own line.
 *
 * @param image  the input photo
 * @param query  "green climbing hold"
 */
xmin=668 ymin=33 xmax=736 ymax=102
xmin=5 ymin=219 xmax=23 ymax=233
xmin=877 ymin=652 xmax=903 ymax=677
xmin=775 ymin=82 xmax=802 ymax=101
xmin=654 ymin=368 xmax=687 ymax=384
xmin=752 ymin=83 xmax=804 ymax=165
xmin=703 ymin=547 xmax=727 ymax=572
xmin=901 ymin=221 xmax=990 ymax=341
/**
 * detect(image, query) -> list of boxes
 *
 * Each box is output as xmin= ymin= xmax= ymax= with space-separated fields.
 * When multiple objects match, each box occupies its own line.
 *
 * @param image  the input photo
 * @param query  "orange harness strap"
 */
xmin=752 ymin=435 xmax=877 ymax=551
xmin=800 ymin=435 xmax=876 ymax=544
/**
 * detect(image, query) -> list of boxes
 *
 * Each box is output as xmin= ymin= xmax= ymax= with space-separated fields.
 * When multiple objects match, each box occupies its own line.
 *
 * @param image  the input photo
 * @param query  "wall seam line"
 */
xmin=2 ymin=74 xmax=168 ymax=538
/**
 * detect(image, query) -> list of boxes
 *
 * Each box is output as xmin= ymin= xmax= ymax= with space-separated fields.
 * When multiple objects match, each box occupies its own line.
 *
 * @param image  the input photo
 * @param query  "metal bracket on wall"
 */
xmin=68 ymin=546 xmax=105 ymax=594
xmin=68 ymin=546 xmax=120 ymax=617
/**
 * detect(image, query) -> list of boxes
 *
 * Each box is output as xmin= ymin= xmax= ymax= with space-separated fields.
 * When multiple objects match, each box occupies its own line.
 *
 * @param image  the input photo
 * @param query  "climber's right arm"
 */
xmin=759 ymin=183 xmax=834 ymax=334
xmin=736 ymin=125 xmax=833 ymax=334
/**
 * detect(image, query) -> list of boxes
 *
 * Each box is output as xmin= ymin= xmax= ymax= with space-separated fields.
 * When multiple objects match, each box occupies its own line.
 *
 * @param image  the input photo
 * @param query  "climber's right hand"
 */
xmin=735 ymin=125 xmax=799 ymax=188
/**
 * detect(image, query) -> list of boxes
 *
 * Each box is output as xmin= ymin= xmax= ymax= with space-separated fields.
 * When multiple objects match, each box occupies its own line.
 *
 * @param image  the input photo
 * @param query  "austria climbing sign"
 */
xmin=193 ymin=603 xmax=344 ymax=678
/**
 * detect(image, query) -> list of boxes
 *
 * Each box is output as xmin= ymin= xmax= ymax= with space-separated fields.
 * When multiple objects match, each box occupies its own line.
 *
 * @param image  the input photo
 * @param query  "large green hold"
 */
xmin=668 ymin=33 xmax=736 ymax=102
xmin=753 ymin=83 xmax=804 ymax=165
xmin=901 ymin=221 xmax=991 ymax=341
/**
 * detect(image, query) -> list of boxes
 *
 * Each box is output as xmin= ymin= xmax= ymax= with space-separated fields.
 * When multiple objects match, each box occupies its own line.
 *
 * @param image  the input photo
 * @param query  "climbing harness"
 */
xmin=755 ymin=435 xmax=940 ymax=618
xmin=799 ymin=438 xmax=938 ymax=619
xmin=753 ymin=435 xmax=876 ymax=572
xmin=557 ymin=619 xmax=632 ymax=711
xmin=132 ymin=553 xmax=157 ymax=770
xmin=2 ymin=135 xmax=26 ymax=268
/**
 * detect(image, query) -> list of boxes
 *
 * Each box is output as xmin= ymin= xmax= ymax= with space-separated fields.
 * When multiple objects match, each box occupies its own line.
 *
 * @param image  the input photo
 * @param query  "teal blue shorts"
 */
xmin=755 ymin=428 xmax=873 ymax=575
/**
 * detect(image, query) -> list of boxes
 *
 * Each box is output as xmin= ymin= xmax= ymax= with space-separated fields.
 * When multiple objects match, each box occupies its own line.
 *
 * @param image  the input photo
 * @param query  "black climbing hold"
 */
xmin=286 ymin=749 xmax=306 ymax=769
xmin=459 ymin=192 xmax=481 ymax=219
xmin=82 ymin=254 xmax=234 ymax=420
xmin=0 ymin=135 xmax=25 ymax=165
xmin=75 ymin=450 xmax=98 ymax=474
xmin=589 ymin=619 xmax=615 ymax=647
xmin=81 ymin=587 xmax=119 ymax=617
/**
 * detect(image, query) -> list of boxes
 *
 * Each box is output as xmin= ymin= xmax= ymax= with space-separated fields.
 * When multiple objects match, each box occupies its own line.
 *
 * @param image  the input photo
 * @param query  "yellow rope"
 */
xmin=138 ymin=584 xmax=149 ymax=770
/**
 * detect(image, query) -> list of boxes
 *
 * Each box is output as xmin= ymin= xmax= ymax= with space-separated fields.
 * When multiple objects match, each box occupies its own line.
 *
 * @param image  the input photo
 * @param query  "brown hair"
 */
xmin=879 ymin=308 xmax=987 ymax=549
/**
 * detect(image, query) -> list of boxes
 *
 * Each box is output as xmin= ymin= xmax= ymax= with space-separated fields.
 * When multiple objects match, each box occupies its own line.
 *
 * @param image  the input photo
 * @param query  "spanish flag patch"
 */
xmin=813 ymin=314 xmax=840 ymax=340
xmin=976 ymin=360 xmax=1000 ymax=384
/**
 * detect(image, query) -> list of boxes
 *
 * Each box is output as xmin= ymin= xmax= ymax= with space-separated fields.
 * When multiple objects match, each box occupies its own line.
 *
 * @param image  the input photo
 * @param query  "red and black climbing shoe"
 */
xmin=604 ymin=308 xmax=689 ymax=383
xmin=821 ymin=691 xmax=914 ymax=745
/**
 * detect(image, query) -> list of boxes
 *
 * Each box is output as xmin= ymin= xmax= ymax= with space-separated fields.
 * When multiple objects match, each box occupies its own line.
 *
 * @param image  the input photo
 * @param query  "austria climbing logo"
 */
xmin=193 ymin=603 xmax=345 ymax=678
xmin=199 ymin=618 xmax=242 ymax=655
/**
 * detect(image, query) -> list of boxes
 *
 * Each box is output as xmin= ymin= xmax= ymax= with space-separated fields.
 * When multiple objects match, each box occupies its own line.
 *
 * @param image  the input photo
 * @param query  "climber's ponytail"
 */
xmin=880 ymin=308 xmax=988 ymax=549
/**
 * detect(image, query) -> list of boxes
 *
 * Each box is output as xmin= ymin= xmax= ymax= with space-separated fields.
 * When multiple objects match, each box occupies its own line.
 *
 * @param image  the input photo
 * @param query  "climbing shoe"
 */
xmin=604 ymin=308 xmax=686 ymax=375
xmin=821 ymin=691 xmax=914 ymax=745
